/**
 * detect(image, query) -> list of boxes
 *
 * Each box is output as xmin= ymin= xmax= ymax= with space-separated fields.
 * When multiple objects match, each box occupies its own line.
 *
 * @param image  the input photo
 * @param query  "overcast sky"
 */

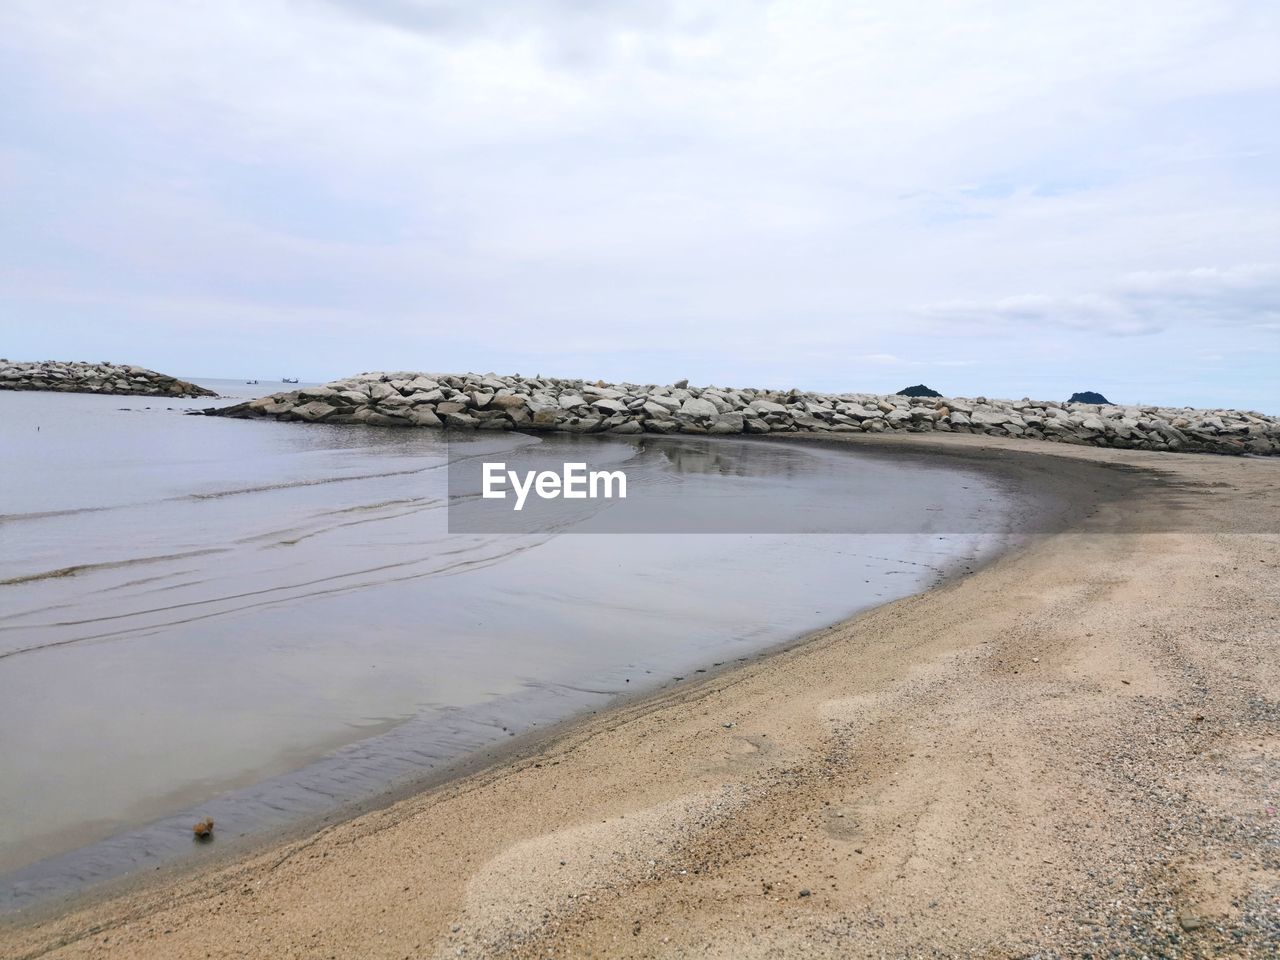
xmin=1 ymin=1 xmax=1277 ymax=409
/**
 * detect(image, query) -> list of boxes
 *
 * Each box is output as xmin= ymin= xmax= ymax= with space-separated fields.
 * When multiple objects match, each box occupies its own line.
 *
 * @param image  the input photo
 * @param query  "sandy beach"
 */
xmin=3 ymin=433 xmax=1277 ymax=958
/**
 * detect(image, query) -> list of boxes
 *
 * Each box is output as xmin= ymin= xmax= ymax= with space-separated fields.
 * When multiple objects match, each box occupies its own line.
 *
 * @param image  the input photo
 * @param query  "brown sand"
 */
xmin=4 ymin=433 xmax=1278 ymax=958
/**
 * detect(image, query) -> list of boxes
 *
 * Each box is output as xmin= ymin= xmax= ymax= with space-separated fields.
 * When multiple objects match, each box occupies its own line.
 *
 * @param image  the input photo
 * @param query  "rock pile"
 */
xmin=0 ymin=360 xmax=216 ymax=398
xmin=205 ymin=371 xmax=1280 ymax=456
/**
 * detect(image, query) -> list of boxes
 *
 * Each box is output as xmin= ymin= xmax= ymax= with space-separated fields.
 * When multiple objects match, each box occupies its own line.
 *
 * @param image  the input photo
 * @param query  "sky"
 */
xmin=1 ymin=0 xmax=1277 ymax=410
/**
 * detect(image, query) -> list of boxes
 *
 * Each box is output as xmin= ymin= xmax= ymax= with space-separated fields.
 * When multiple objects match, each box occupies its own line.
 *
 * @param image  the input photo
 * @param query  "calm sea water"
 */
xmin=0 ymin=378 xmax=1014 ymax=910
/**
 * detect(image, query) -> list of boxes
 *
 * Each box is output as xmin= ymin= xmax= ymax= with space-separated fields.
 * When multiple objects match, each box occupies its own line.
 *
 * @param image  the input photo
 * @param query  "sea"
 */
xmin=0 ymin=377 xmax=1016 ymax=910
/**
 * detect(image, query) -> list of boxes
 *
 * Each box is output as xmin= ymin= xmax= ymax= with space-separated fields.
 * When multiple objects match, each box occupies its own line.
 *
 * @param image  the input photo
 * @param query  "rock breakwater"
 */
xmin=0 ymin=361 xmax=217 ymax=398
xmin=205 ymin=371 xmax=1279 ymax=456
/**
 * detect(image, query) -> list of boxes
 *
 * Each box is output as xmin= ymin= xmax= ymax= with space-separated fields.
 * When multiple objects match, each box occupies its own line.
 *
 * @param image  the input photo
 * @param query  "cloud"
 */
xmin=857 ymin=353 xmax=978 ymax=368
xmin=922 ymin=293 xmax=1161 ymax=337
xmin=317 ymin=0 xmax=713 ymax=56
xmin=921 ymin=263 xmax=1280 ymax=337
xmin=1119 ymin=263 xmax=1280 ymax=326
xmin=0 ymin=1 xmax=1277 ymax=409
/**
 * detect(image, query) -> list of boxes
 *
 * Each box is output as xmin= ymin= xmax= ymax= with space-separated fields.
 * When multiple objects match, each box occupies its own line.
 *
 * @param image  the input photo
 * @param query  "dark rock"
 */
xmin=896 ymin=384 xmax=942 ymax=398
xmin=1068 ymin=390 xmax=1112 ymax=405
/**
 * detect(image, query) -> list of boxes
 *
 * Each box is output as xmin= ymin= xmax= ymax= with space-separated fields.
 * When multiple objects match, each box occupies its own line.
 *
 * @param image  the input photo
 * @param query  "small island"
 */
xmin=1068 ymin=390 xmax=1112 ymax=405
xmin=896 ymin=384 xmax=943 ymax=398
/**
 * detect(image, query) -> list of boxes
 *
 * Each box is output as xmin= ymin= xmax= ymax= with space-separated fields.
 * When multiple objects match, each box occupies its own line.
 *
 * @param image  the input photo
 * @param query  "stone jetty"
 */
xmin=205 ymin=371 xmax=1280 ymax=456
xmin=0 ymin=360 xmax=217 ymax=398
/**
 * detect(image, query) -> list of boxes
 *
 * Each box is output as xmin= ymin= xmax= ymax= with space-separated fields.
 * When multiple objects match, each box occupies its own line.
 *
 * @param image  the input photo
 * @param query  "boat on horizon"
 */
xmin=281 ymin=377 xmax=299 ymax=384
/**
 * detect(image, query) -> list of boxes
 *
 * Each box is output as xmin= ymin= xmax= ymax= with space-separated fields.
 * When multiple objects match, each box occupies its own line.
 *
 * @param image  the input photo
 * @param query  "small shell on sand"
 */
xmin=192 ymin=818 xmax=215 ymax=840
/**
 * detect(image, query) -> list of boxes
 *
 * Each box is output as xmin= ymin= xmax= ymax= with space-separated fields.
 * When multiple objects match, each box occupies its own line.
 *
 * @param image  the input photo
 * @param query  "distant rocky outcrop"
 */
xmin=897 ymin=384 xmax=943 ymax=398
xmin=0 ymin=360 xmax=216 ymax=398
xmin=1068 ymin=391 xmax=1111 ymax=405
xmin=201 ymin=371 xmax=1279 ymax=456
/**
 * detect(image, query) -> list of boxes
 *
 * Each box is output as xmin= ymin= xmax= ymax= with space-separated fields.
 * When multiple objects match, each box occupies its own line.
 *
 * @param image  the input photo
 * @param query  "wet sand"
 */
xmin=3 ymin=433 xmax=1278 ymax=958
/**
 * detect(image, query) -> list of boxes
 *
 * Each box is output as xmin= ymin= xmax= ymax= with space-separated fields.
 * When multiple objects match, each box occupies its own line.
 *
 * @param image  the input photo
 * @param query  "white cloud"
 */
xmin=857 ymin=353 xmax=978 ymax=368
xmin=0 ymin=0 xmax=1277 ymax=408
xmin=1118 ymin=263 xmax=1280 ymax=326
xmin=923 ymin=292 xmax=1159 ymax=336
xmin=920 ymin=263 xmax=1280 ymax=337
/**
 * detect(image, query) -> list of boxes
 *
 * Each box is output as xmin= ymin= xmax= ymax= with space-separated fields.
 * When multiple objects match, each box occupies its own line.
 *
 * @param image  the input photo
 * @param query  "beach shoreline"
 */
xmin=3 ymin=432 xmax=1277 ymax=957
xmin=0 ymin=423 xmax=1021 ymax=909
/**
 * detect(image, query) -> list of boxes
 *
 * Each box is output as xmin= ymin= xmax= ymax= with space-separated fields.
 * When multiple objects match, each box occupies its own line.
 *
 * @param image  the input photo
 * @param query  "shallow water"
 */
xmin=0 ymin=380 xmax=1014 ymax=910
